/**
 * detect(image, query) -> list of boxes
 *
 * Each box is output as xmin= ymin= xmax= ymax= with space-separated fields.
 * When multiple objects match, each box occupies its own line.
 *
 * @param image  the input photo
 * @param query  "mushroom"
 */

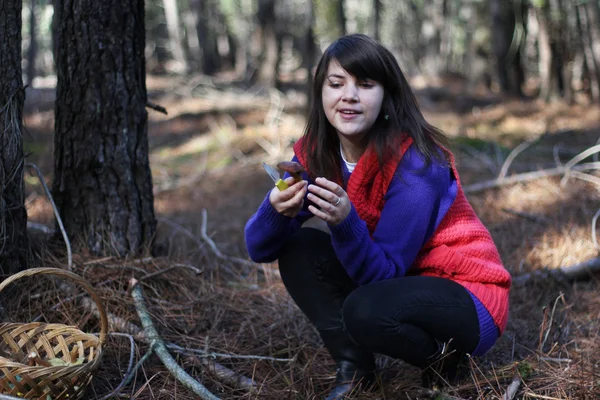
xmin=277 ymin=161 xmax=305 ymax=183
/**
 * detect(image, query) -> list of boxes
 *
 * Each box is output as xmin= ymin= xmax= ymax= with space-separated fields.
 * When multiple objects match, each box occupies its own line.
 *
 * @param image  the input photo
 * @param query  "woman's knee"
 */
xmin=342 ymin=286 xmax=380 ymax=346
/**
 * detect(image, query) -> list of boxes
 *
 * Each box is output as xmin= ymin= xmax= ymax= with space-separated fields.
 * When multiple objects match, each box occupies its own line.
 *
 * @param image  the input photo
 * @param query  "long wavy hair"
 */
xmin=300 ymin=34 xmax=449 ymax=181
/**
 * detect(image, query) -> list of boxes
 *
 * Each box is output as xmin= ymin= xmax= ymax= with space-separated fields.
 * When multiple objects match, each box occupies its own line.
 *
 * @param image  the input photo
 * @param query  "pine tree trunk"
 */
xmin=26 ymin=0 xmax=38 ymax=85
xmin=0 ymin=0 xmax=29 ymax=275
xmin=53 ymin=0 xmax=156 ymax=257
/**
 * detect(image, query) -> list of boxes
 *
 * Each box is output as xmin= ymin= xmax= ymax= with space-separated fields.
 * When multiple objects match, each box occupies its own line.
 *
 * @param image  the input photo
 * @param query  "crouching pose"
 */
xmin=245 ymin=34 xmax=511 ymax=399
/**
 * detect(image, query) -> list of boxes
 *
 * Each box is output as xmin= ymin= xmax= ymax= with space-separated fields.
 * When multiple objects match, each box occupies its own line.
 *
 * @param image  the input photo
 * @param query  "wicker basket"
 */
xmin=0 ymin=268 xmax=108 ymax=399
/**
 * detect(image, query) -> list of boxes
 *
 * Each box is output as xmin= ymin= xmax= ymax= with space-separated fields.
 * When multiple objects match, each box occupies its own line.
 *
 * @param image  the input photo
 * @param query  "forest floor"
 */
xmin=10 ymin=73 xmax=600 ymax=399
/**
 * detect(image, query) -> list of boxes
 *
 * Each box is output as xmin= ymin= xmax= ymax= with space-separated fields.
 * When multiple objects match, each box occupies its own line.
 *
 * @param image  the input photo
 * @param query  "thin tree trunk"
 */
xmin=0 ymin=0 xmax=28 ymax=274
xmin=162 ymin=0 xmax=188 ymax=73
xmin=53 ymin=0 xmax=156 ymax=257
xmin=490 ymin=0 xmax=525 ymax=96
xmin=194 ymin=0 xmax=220 ymax=75
xmin=305 ymin=0 xmax=316 ymax=115
xmin=26 ymin=0 xmax=38 ymax=85
xmin=536 ymin=6 xmax=553 ymax=101
xmin=51 ymin=0 xmax=61 ymax=71
xmin=372 ymin=0 xmax=381 ymax=41
xmin=581 ymin=2 xmax=600 ymax=101
xmin=256 ymin=0 xmax=278 ymax=87
xmin=337 ymin=0 xmax=346 ymax=36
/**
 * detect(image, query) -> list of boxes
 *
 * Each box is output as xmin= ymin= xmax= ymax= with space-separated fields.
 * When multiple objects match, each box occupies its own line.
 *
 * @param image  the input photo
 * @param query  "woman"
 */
xmin=245 ymin=34 xmax=511 ymax=399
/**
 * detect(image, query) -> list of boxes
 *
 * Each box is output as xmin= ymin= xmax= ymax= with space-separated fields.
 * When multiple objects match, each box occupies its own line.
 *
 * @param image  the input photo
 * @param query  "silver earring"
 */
xmin=384 ymin=115 xmax=389 ymax=120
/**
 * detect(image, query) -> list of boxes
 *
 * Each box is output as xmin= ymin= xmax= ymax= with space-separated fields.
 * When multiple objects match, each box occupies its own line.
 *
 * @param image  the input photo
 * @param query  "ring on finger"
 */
xmin=333 ymin=197 xmax=341 ymax=206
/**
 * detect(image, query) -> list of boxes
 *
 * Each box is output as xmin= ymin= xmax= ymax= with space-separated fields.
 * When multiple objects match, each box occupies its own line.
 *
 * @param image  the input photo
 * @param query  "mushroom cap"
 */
xmin=277 ymin=161 xmax=305 ymax=174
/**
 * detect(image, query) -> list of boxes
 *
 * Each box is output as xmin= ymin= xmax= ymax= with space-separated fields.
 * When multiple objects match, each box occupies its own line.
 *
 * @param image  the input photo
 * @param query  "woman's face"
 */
xmin=321 ymin=60 xmax=384 ymax=143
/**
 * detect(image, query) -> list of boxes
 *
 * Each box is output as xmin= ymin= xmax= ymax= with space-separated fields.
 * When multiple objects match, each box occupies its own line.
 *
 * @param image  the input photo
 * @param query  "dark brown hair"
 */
xmin=300 ymin=34 xmax=449 ymax=181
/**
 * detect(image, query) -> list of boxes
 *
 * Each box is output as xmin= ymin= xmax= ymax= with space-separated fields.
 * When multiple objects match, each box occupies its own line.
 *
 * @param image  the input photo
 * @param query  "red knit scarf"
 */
xmin=293 ymin=136 xmax=413 ymax=234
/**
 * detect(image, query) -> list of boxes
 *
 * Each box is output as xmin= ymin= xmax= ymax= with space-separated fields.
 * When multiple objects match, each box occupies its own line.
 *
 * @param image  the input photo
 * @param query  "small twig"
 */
xmin=512 ymin=257 xmax=600 ymax=285
xmin=463 ymin=162 xmax=600 ymax=193
xmin=129 ymin=278 xmax=220 ymax=400
xmin=501 ymin=208 xmax=549 ymax=224
xmin=498 ymin=136 xmax=540 ymax=180
xmin=167 ymin=343 xmax=294 ymax=362
xmin=501 ymin=374 xmax=522 ymax=400
xmin=146 ymin=101 xmax=168 ymax=115
xmin=541 ymin=292 xmax=564 ymax=351
xmin=539 ymin=356 xmax=572 ymax=363
xmin=592 ymin=209 xmax=600 ymax=251
xmin=185 ymin=354 xmax=260 ymax=393
xmin=141 ymin=263 xmax=203 ymax=281
xmin=98 ymin=332 xmax=139 ymax=400
xmin=457 ymin=144 xmax=498 ymax=174
xmin=200 ymin=209 xmax=257 ymax=269
xmin=521 ymin=392 xmax=564 ymax=400
xmin=560 ymin=144 xmax=600 ymax=186
xmin=83 ymin=263 xmax=148 ymax=276
xmin=553 ymin=144 xmax=563 ymax=167
xmin=26 ymin=163 xmax=72 ymax=269
xmin=568 ymin=170 xmax=600 ymax=187
xmin=157 ymin=217 xmax=208 ymax=253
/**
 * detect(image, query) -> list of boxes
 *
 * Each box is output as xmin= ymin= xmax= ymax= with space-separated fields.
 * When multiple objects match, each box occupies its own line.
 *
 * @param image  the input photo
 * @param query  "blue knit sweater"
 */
xmin=245 ymin=145 xmax=498 ymax=356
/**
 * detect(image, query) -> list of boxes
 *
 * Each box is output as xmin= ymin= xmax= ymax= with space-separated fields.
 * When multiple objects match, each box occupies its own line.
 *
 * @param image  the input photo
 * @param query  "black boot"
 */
xmin=320 ymin=329 xmax=377 ymax=400
xmin=421 ymin=340 xmax=468 ymax=390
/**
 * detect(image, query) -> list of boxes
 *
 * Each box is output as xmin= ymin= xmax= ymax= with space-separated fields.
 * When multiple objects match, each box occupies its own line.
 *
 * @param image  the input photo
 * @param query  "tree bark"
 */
xmin=26 ymin=0 xmax=38 ymax=85
xmin=0 ymin=0 xmax=29 ymax=274
xmin=53 ymin=0 xmax=156 ymax=257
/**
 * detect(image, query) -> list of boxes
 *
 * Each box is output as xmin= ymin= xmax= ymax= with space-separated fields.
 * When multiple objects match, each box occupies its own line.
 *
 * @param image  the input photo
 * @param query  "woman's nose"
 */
xmin=342 ymin=84 xmax=359 ymax=102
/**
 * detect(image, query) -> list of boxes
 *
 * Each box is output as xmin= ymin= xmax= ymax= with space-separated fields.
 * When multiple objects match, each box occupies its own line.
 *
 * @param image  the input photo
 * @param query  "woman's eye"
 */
xmin=359 ymin=81 xmax=374 ymax=88
xmin=329 ymin=82 xmax=342 ymax=88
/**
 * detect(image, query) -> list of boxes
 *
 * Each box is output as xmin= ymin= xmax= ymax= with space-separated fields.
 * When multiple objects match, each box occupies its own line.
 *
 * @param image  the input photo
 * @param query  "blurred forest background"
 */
xmin=0 ymin=0 xmax=599 ymax=399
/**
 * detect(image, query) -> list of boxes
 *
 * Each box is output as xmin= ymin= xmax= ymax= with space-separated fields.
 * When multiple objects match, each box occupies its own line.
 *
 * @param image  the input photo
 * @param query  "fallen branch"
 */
xmin=129 ymin=278 xmax=221 ymax=400
xmin=98 ymin=332 xmax=139 ymax=400
xmin=146 ymin=101 xmax=168 ymax=115
xmin=185 ymin=354 xmax=260 ymax=393
xmin=463 ymin=162 xmax=600 ymax=193
xmin=512 ymin=257 xmax=600 ymax=285
xmin=501 ymin=208 xmax=549 ymax=224
xmin=560 ymin=144 xmax=600 ymax=186
xmin=498 ymin=135 xmax=541 ymax=180
xmin=200 ymin=209 xmax=257 ymax=269
xmin=76 ymin=280 xmax=263 ymax=394
xmin=501 ymin=374 xmax=522 ymax=400
xmin=26 ymin=163 xmax=72 ymax=269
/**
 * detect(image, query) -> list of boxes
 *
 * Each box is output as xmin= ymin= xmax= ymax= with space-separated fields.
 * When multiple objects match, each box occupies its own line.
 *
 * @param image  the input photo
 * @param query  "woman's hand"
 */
xmin=269 ymin=177 xmax=308 ymax=218
xmin=307 ymin=177 xmax=350 ymax=226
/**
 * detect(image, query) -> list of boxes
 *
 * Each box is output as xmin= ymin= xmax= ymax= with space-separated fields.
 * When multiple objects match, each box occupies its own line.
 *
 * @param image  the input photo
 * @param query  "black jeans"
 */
xmin=278 ymin=227 xmax=480 ymax=369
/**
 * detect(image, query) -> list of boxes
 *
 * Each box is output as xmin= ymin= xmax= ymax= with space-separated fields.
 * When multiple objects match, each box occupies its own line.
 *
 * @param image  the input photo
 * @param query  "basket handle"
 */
xmin=0 ymin=267 xmax=108 ymax=345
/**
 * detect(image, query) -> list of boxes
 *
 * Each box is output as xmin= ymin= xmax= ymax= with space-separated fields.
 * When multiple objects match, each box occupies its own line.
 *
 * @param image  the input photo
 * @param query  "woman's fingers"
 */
xmin=307 ymin=177 xmax=349 ymax=225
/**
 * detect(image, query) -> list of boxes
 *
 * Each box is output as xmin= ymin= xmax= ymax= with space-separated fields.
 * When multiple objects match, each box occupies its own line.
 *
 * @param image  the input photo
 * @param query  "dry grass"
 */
xmin=15 ymin=78 xmax=600 ymax=399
